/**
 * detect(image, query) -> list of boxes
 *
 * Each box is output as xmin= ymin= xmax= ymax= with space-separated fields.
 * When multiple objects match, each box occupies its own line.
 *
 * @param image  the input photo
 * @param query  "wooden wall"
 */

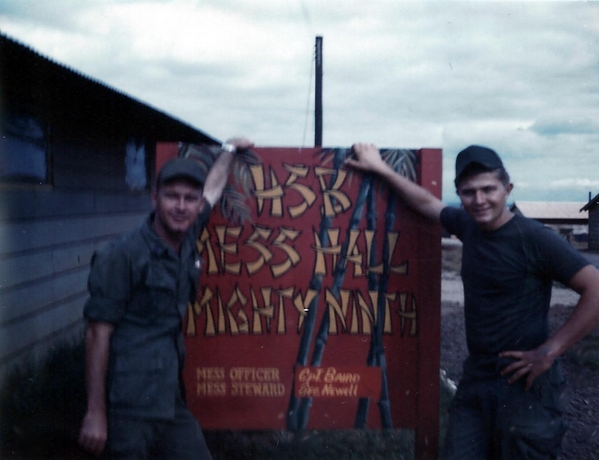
xmin=0 ymin=121 xmax=159 ymax=383
xmin=0 ymin=31 xmax=220 ymax=388
xmin=0 ymin=188 xmax=151 ymax=382
xmin=589 ymin=207 xmax=599 ymax=251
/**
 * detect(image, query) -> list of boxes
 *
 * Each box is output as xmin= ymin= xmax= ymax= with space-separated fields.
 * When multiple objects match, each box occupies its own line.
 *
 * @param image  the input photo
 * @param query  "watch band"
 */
xmin=221 ymin=142 xmax=237 ymax=154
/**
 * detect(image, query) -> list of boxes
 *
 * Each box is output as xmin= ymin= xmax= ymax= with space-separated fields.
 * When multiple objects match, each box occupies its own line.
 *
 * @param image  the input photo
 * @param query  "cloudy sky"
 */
xmin=1 ymin=0 xmax=598 ymax=202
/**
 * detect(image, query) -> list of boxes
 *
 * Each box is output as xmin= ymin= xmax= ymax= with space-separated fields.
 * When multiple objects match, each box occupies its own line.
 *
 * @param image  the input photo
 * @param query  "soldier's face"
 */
xmin=152 ymin=179 xmax=203 ymax=238
xmin=457 ymin=172 xmax=513 ymax=231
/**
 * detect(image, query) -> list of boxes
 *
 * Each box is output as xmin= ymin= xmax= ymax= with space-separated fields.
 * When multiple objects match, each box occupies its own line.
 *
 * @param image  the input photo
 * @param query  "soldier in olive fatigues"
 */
xmin=78 ymin=138 xmax=254 ymax=459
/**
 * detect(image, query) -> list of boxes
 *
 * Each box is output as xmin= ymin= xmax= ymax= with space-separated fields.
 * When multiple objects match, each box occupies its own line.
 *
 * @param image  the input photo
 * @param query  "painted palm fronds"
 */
xmin=379 ymin=149 xmax=417 ymax=183
xmin=180 ymin=143 xmax=260 ymax=225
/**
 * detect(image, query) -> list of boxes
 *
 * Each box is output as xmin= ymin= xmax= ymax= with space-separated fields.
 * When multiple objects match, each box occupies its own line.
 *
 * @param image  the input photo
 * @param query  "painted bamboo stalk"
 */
xmin=289 ymin=148 xmax=417 ymax=431
xmin=354 ymin=179 xmax=379 ymax=428
xmin=375 ymin=149 xmax=417 ymax=427
xmin=374 ymin=186 xmax=398 ymax=428
xmin=354 ymin=149 xmax=417 ymax=429
xmin=286 ymin=148 xmax=347 ymax=430
xmin=295 ymin=166 xmax=374 ymax=430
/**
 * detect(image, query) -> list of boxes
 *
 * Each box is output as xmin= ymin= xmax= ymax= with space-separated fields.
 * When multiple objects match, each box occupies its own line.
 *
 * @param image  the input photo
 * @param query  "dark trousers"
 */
xmin=104 ymin=395 xmax=212 ymax=460
xmin=442 ymin=363 xmax=567 ymax=460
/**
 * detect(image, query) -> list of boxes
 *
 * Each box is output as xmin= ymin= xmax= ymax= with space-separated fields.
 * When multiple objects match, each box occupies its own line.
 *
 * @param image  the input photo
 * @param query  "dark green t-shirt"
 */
xmin=441 ymin=207 xmax=589 ymax=378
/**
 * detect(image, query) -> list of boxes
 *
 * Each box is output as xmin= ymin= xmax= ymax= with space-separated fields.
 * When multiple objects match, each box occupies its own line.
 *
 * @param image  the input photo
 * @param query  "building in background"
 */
xmin=0 ymin=32 xmax=218 ymax=383
xmin=509 ymin=201 xmax=588 ymax=248
xmin=581 ymin=193 xmax=599 ymax=252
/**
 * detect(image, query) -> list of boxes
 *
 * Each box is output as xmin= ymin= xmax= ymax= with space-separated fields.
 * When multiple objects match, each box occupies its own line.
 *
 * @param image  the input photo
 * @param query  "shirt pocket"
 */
xmin=108 ymin=354 xmax=169 ymax=410
xmin=531 ymin=361 xmax=568 ymax=414
xmin=138 ymin=263 xmax=177 ymax=321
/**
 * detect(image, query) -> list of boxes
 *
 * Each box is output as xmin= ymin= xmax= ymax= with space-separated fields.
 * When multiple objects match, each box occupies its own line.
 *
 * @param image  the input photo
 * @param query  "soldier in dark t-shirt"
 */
xmin=442 ymin=207 xmax=589 ymax=379
xmin=346 ymin=143 xmax=599 ymax=460
xmin=78 ymin=137 xmax=254 ymax=459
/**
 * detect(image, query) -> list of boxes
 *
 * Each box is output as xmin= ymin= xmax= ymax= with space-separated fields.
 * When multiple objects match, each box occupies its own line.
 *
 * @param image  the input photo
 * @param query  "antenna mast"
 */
xmin=314 ymin=36 xmax=323 ymax=147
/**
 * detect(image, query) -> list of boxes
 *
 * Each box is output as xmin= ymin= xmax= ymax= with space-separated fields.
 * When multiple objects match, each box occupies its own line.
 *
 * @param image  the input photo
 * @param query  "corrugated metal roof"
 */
xmin=0 ymin=31 xmax=219 ymax=145
xmin=510 ymin=201 xmax=588 ymax=221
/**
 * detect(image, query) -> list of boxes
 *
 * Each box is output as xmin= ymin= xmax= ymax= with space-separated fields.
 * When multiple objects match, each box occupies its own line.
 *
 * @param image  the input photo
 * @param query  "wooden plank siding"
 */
xmin=0 ymin=189 xmax=151 ymax=381
xmin=0 ymin=31 xmax=219 ymax=388
xmin=589 ymin=208 xmax=599 ymax=251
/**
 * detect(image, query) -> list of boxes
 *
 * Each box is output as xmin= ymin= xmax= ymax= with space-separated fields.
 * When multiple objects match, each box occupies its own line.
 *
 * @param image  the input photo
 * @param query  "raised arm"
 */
xmin=202 ymin=137 xmax=255 ymax=207
xmin=500 ymin=264 xmax=599 ymax=388
xmin=78 ymin=321 xmax=115 ymax=458
xmin=345 ymin=143 xmax=446 ymax=222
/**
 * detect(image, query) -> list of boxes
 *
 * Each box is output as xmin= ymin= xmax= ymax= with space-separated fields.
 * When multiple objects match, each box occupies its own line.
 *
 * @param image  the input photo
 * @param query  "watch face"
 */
xmin=222 ymin=143 xmax=236 ymax=153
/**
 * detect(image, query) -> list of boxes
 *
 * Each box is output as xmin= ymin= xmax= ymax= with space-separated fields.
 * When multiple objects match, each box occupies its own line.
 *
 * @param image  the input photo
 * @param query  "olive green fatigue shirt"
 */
xmin=83 ymin=203 xmax=211 ymax=419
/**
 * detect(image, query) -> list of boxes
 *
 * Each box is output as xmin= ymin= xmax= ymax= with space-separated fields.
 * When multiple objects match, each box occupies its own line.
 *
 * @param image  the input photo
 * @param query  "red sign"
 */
xmin=156 ymin=145 xmax=442 ymax=459
xmin=295 ymin=366 xmax=382 ymax=398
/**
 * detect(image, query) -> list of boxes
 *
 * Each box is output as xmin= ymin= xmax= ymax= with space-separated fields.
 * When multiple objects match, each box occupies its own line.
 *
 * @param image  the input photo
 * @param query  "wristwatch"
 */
xmin=221 ymin=142 xmax=237 ymax=154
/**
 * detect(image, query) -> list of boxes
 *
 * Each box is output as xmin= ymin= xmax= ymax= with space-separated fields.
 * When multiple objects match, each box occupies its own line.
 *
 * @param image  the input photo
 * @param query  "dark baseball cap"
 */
xmin=455 ymin=145 xmax=504 ymax=181
xmin=156 ymin=157 xmax=206 ymax=187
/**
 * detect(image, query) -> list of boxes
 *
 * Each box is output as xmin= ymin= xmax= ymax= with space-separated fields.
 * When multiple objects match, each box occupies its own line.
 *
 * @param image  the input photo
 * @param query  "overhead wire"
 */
xmin=301 ymin=52 xmax=315 ymax=150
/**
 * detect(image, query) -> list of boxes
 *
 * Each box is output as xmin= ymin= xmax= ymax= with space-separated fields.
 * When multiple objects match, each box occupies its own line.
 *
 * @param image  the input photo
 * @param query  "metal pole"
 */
xmin=314 ymin=36 xmax=323 ymax=147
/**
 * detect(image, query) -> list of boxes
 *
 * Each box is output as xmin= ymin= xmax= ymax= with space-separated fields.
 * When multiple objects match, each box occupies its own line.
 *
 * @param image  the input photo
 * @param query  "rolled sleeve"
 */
xmin=83 ymin=243 xmax=131 ymax=324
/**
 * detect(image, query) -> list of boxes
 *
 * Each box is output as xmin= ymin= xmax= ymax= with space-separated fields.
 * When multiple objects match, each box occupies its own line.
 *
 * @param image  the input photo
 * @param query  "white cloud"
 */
xmin=1 ymin=0 xmax=598 ymax=201
xmin=551 ymin=178 xmax=599 ymax=189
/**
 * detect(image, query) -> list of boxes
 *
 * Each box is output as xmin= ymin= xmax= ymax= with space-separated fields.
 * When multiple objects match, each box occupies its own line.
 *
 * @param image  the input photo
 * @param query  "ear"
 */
xmin=505 ymin=183 xmax=514 ymax=195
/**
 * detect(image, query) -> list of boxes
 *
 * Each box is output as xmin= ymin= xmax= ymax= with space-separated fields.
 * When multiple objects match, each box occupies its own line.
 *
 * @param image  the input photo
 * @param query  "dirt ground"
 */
xmin=441 ymin=239 xmax=599 ymax=460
